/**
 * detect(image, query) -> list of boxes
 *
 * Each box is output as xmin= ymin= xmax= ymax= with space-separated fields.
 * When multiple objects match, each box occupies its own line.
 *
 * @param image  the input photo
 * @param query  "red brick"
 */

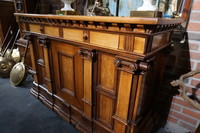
xmin=190 ymin=12 xmax=200 ymax=21
xmin=189 ymin=42 xmax=200 ymax=51
xmin=197 ymin=63 xmax=200 ymax=69
xmin=187 ymin=87 xmax=195 ymax=94
xmin=169 ymin=110 xmax=197 ymax=125
xmin=172 ymin=97 xmax=196 ymax=109
xmin=179 ymin=121 xmax=197 ymax=132
xmin=187 ymin=88 xmax=200 ymax=97
xmin=193 ymin=73 xmax=200 ymax=79
xmin=190 ymin=61 xmax=195 ymax=69
xmin=188 ymin=22 xmax=200 ymax=32
xmin=183 ymin=108 xmax=200 ymax=120
xmin=171 ymin=103 xmax=182 ymax=111
xmin=196 ymin=89 xmax=200 ymax=96
xmin=167 ymin=116 xmax=178 ymax=123
xmin=192 ymin=1 xmax=200 ymax=10
xmin=189 ymin=52 xmax=200 ymax=60
xmin=191 ymin=79 xmax=200 ymax=87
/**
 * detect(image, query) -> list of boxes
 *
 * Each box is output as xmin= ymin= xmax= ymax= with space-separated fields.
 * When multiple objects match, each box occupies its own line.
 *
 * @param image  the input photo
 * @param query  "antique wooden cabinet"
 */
xmin=15 ymin=13 xmax=182 ymax=133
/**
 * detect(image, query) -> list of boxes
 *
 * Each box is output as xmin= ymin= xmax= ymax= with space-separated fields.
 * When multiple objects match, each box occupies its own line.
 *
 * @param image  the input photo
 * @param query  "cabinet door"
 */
xmin=51 ymin=40 xmax=83 ymax=110
xmin=94 ymin=52 xmax=117 ymax=132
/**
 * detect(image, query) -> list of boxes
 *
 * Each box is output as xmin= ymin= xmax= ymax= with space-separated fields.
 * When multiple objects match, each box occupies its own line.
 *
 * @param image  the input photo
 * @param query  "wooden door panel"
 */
xmin=58 ymin=53 xmax=75 ymax=97
xmin=95 ymin=52 xmax=117 ymax=130
xmin=97 ymin=53 xmax=117 ymax=94
xmin=97 ymin=93 xmax=114 ymax=127
xmin=100 ymin=54 xmax=116 ymax=92
xmin=51 ymin=40 xmax=83 ymax=110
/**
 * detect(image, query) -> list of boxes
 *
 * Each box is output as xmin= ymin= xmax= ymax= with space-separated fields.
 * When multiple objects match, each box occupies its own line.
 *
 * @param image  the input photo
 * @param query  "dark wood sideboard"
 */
xmin=15 ymin=13 xmax=182 ymax=133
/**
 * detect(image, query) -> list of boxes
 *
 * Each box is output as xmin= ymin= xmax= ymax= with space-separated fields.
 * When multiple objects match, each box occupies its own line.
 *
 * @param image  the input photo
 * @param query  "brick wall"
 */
xmin=167 ymin=0 xmax=200 ymax=132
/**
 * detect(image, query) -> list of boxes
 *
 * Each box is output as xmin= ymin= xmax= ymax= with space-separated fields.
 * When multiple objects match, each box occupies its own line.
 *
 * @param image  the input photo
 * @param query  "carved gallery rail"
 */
xmin=15 ymin=13 xmax=182 ymax=133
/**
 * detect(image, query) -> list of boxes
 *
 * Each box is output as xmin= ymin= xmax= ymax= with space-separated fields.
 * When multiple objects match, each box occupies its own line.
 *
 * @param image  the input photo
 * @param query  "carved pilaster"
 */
xmin=36 ymin=37 xmax=53 ymax=95
xmin=77 ymin=48 xmax=95 ymax=133
xmin=27 ymin=35 xmax=39 ymax=97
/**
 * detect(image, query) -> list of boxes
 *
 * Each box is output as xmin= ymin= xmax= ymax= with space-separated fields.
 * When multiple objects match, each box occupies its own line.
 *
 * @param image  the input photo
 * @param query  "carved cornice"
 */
xmin=16 ymin=14 xmax=180 ymax=34
xmin=78 ymin=49 xmax=96 ymax=61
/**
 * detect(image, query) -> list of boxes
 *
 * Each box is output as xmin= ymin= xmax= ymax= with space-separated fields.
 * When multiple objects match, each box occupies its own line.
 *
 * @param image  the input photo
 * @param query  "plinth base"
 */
xmin=130 ymin=11 xmax=162 ymax=18
xmin=56 ymin=10 xmax=78 ymax=15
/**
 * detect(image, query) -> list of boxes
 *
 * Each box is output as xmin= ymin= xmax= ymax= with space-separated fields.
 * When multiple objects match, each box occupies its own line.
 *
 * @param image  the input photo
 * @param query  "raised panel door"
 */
xmin=51 ymin=40 xmax=83 ymax=110
xmin=95 ymin=52 xmax=117 ymax=131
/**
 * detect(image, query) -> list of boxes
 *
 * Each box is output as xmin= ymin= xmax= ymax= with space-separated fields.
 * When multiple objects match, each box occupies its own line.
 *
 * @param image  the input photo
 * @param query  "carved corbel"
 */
xmin=139 ymin=62 xmax=150 ymax=71
xmin=37 ymin=37 xmax=49 ymax=48
xmin=114 ymin=59 xmax=138 ymax=73
xmin=23 ymin=33 xmax=33 ymax=43
xmin=139 ymin=58 xmax=155 ymax=72
xmin=78 ymin=49 xmax=96 ymax=61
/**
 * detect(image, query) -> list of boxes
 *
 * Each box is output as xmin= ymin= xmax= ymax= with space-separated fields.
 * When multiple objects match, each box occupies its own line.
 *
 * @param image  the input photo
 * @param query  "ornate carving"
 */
xmin=17 ymin=16 xmax=179 ymax=34
xmin=78 ymin=49 xmax=95 ymax=61
xmin=114 ymin=58 xmax=155 ymax=72
xmin=37 ymin=38 xmax=49 ymax=47
xmin=139 ymin=59 xmax=155 ymax=72
xmin=114 ymin=59 xmax=138 ymax=72
xmin=139 ymin=62 xmax=150 ymax=71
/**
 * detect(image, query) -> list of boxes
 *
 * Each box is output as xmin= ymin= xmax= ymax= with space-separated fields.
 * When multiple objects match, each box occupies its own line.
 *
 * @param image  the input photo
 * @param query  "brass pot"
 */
xmin=10 ymin=62 xmax=28 ymax=85
xmin=0 ymin=29 xmax=20 ymax=78
xmin=11 ymin=48 xmax=21 ymax=63
xmin=0 ymin=56 xmax=16 ymax=78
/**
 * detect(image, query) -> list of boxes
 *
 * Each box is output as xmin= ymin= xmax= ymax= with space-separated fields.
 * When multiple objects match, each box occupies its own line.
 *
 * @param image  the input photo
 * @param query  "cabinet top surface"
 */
xmin=15 ymin=13 xmax=183 ymax=25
